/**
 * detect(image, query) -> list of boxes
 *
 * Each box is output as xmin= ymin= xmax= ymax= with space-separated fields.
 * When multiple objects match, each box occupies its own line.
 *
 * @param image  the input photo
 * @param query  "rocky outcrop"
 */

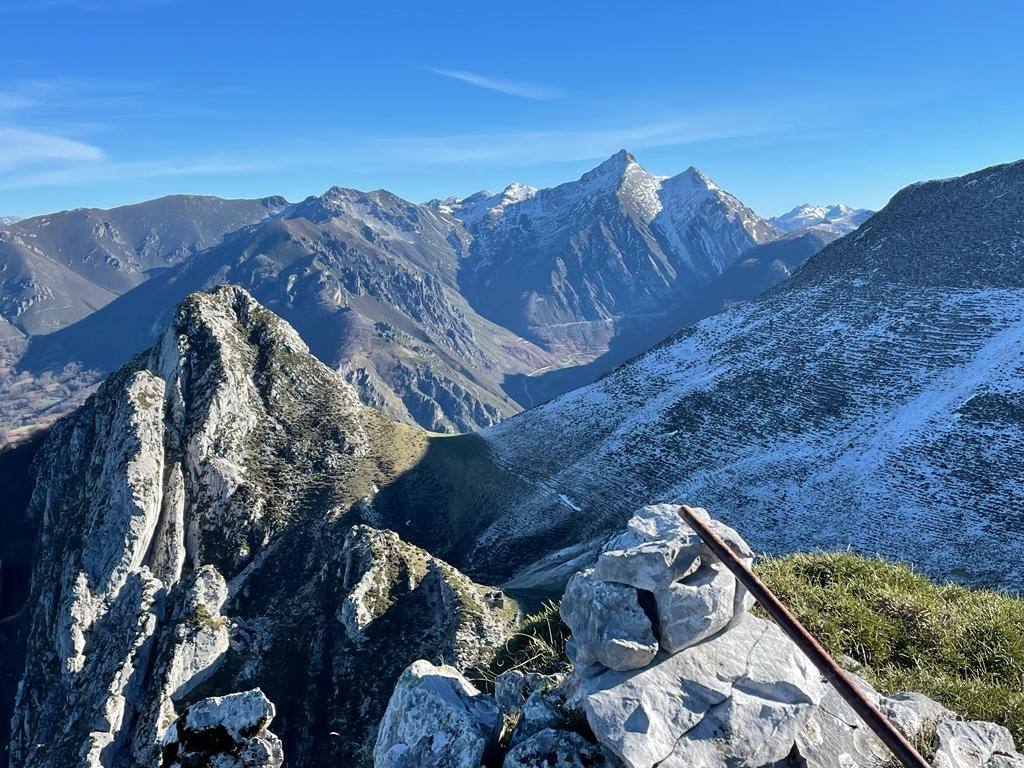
xmin=376 ymin=504 xmax=1024 ymax=768
xmin=340 ymin=525 xmax=519 ymax=668
xmin=562 ymin=505 xmax=821 ymax=768
xmin=8 ymin=286 xmax=517 ymax=768
xmin=161 ymin=689 xmax=283 ymax=768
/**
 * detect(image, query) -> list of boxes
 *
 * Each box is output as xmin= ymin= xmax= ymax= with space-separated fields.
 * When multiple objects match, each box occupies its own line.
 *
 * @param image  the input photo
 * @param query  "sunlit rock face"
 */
xmin=7 ymin=286 xmax=519 ymax=768
xmin=377 ymin=505 xmax=1024 ymax=768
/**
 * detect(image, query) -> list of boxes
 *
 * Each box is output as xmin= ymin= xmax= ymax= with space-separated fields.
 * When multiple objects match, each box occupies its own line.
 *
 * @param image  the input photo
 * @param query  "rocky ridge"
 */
xmin=11 ymin=151 xmax=794 ymax=437
xmin=6 ymin=286 xmax=518 ymax=768
xmin=377 ymin=505 xmax=1024 ymax=768
xmin=0 ymin=195 xmax=287 ymax=337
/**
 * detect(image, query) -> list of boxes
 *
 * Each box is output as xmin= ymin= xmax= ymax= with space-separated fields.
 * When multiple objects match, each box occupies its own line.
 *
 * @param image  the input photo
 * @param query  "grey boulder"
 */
xmin=373 ymin=660 xmax=500 ymax=768
xmin=579 ymin=613 xmax=826 ymax=768
xmin=935 ymin=719 xmax=1022 ymax=768
xmin=164 ymin=688 xmax=283 ymax=768
xmin=560 ymin=569 xmax=658 ymax=672
xmin=503 ymin=728 xmax=621 ymax=767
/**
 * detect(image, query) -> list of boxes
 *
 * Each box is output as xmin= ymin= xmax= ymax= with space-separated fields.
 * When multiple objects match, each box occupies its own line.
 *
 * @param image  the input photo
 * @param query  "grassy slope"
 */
xmin=757 ymin=552 xmax=1024 ymax=742
xmin=487 ymin=553 xmax=1024 ymax=743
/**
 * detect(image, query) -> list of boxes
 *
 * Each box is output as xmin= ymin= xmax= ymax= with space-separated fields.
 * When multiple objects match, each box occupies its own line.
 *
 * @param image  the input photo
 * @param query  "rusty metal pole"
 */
xmin=677 ymin=505 xmax=932 ymax=768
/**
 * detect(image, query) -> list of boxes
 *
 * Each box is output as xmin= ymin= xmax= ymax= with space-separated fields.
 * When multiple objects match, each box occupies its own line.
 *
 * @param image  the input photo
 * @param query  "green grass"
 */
xmin=472 ymin=601 xmax=571 ymax=690
xmin=756 ymin=552 xmax=1024 ymax=743
xmin=472 ymin=552 xmax=1024 ymax=746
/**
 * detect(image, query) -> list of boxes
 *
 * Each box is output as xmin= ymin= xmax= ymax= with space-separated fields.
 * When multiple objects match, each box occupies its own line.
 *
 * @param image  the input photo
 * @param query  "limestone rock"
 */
xmin=934 ymin=719 xmax=1021 ymax=768
xmin=654 ymin=557 xmax=738 ymax=653
xmin=373 ymin=660 xmax=500 ymax=768
xmin=494 ymin=670 xmax=563 ymax=714
xmin=163 ymin=688 xmax=283 ymax=768
xmin=339 ymin=524 xmax=519 ymax=668
xmin=790 ymin=673 xmax=892 ymax=767
xmin=560 ymin=569 xmax=658 ymax=672
xmin=503 ymin=728 xmax=621 ymax=767
xmin=882 ymin=690 xmax=954 ymax=739
xmin=579 ymin=613 xmax=826 ymax=768
xmin=594 ymin=537 xmax=699 ymax=593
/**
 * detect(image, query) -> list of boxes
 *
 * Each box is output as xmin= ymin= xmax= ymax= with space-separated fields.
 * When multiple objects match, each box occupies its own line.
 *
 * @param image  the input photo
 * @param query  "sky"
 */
xmin=1 ymin=1 xmax=1022 ymax=219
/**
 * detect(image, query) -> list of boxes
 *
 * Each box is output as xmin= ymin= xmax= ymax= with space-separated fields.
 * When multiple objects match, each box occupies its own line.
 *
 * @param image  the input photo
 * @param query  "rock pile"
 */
xmin=374 ymin=504 xmax=1024 ymax=768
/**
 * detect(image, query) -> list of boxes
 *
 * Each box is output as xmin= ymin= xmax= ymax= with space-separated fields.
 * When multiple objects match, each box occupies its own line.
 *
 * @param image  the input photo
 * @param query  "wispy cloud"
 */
xmin=0 ymin=126 xmax=104 ymax=173
xmin=0 ymin=109 xmax=796 ymax=193
xmin=0 ymin=155 xmax=279 ymax=191
xmin=425 ymin=67 xmax=563 ymax=101
xmin=365 ymin=113 xmax=785 ymax=168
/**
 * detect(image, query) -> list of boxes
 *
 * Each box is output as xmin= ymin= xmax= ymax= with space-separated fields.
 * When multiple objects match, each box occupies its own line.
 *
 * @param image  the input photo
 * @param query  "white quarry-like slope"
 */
xmin=467 ymin=159 xmax=1024 ymax=592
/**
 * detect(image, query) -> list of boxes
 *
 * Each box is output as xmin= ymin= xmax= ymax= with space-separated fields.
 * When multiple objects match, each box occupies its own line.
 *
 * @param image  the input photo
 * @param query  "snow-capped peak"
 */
xmin=770 ymin=202 xmax=873 ymax=235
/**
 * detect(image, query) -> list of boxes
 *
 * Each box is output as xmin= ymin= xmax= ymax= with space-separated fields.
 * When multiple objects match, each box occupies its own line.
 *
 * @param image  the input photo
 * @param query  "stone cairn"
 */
xmin=374 ymin=504 xmax=1024 ymax=768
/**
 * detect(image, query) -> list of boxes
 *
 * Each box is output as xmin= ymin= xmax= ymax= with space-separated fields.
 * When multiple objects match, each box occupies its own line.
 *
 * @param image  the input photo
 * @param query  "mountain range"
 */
xmin=0 ymin=195 xmax=287 ymax=339
xmin=377 ymin=158 xmax=1024 ymax=593
xmin=0 ymin=156 xmax=1021 ymax=768
xmin=770 ymin=202 xmax=872 ymax=235
xmin=1 ymin=152 xmax=868 ymax=437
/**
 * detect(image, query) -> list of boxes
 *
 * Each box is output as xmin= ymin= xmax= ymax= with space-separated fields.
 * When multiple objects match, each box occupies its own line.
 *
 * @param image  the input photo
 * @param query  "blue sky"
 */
xmin=1 ymin=0 xmax=1022 ymax=218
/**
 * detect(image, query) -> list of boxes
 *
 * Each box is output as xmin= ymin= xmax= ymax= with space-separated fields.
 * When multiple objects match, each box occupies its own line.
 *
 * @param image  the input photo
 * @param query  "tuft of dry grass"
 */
xmin=471 ymin=601 xmax=571 ymax=690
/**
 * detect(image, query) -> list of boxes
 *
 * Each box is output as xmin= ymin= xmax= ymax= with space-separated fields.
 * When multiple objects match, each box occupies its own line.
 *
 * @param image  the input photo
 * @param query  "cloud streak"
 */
xmin=365 ymin=113 xmax=788 ymax=168
xmin=425 ymin=67 xmax=562 ymax=100
xmin=0 ymin=126 xmax=105 ymax=173
xmin=0 ymin=108 xmax=797 ymax=193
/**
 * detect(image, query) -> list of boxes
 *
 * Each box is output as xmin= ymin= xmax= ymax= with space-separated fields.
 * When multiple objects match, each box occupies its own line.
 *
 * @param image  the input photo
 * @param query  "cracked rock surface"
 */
xmin=374 ymin=504 xmax=1024 ymax=768
xmin=9 ymin=286 xmax=518 ymax=768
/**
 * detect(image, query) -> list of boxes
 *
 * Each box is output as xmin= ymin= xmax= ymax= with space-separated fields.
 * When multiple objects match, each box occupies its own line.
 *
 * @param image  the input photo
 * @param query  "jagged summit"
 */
xmin=580 ymin=148 xmax=639 ymax=180
xmin=446 ymin=150 xmax=777 ymax=346
xmin=9 ymin=285 xmax=446 ymax=768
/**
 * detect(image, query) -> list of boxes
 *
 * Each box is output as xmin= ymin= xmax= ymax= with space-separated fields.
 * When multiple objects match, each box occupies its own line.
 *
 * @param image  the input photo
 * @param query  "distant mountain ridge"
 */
xmin=5 ymin=152 xmax=851 ymax=435
xmin=0 ymin=194 xmax=287 ymax=337
xmin=443 ymin=150 xmax=779 ymax=352
xmin=770 ymin=202 xmax=872 ymax=236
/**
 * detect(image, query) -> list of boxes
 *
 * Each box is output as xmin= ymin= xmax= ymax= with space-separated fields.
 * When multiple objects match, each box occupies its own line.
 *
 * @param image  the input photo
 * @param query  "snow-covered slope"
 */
xmin=442 ymin=150 xmax=778 ymax=352
xmin=0 ymin=216 xmax=20 ymax=227
xmin=390 ymin=159 xmax=1024 ymax=592
xmin=770 ymin=202 xmax=872 ymax=236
